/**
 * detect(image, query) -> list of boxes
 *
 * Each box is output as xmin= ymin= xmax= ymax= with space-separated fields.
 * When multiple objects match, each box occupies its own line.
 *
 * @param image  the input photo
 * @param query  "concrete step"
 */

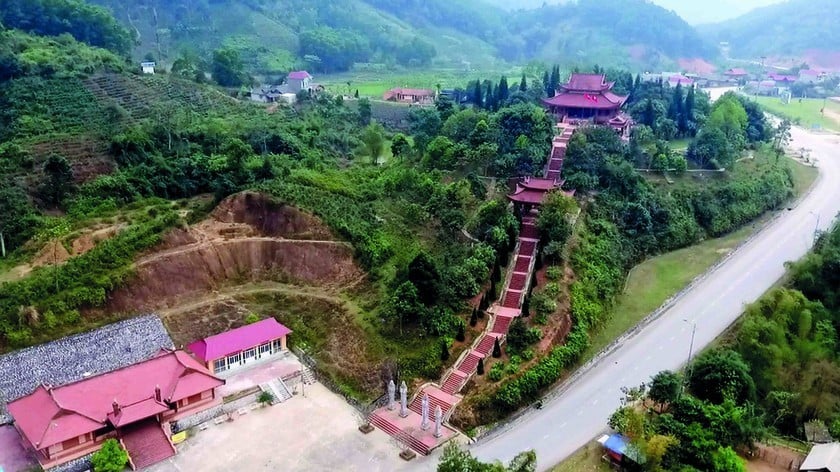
xmin=301 ymin=368 xmax=316 ymax=385
xmin=509 ymin=272 xmax=528 ymax=291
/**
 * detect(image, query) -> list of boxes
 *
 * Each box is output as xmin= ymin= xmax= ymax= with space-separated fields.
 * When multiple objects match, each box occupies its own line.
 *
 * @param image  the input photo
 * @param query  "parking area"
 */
xmin=0 ymin=425 xmax=37 ymax=472
xmin=149 ymin=382 xmax=425 ymax=471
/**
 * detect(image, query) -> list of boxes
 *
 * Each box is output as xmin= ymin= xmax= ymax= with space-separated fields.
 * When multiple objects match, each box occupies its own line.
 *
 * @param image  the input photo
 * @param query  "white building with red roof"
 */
xmin=7 ymin=349 xmax=224 ymax=470
xmin=187 ymin=317 xmax=292 ymax=375
xmin=286 ymin=70 xmax=313 ymax=93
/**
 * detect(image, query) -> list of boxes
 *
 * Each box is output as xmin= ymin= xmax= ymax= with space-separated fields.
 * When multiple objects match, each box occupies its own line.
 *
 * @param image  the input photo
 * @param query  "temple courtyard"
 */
xmin=148 ymin=382 xmax=441 ymax=471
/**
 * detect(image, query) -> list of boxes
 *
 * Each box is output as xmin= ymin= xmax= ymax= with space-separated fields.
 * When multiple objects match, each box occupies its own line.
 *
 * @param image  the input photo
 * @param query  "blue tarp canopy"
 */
xmin=604 ymin=434 xmax=645 ymax=463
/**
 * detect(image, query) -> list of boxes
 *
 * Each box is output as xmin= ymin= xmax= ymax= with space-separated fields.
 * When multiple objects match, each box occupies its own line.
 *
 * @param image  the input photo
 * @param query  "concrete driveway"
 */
xmin=148 ymin=383 xmax=418 ymax=472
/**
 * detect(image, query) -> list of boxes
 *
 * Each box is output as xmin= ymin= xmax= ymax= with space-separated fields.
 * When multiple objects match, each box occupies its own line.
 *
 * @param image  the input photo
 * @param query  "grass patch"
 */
xmin=551 ymin=441 xmax=611 ymax=472
xmin=581 ymin=155 xmax=818 ymax=363
xmin=748 ymin=96 xmax=840 ymax=132
xmin=668 ymin=137 xmax=690 ymax=151
xmin=319 ymin=67 xmax=517 ymax=98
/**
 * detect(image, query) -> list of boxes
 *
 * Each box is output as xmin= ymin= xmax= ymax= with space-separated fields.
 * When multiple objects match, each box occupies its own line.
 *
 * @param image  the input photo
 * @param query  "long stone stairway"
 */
xmin=369 ymin=124 xmax=577 ymax=455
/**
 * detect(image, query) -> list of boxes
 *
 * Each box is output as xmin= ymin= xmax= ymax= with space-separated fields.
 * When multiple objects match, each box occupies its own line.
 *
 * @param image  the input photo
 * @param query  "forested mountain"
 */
xmin=83 ymin=0 xmax=715 ymax=73
xmin=485 ymin=0 xmax=784 ymax=24
xmin=700 ymin=0 xmax=840 ymax=60
xmin=502 ymin=0 xmax=715 ymax=68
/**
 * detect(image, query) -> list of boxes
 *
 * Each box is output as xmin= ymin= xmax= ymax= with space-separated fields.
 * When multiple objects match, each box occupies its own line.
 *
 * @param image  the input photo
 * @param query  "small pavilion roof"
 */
xmin=508 ymin=187 xmax=549 ymax=205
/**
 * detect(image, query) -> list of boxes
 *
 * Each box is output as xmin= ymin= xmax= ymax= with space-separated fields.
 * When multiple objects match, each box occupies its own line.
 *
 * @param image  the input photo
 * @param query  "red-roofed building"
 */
xmin=507 ymin=177 xmax=572 ymax=209
xmin=188 ymin=318 xmax=292 ymax=375
xmin=725 ymin=68 xmax=748 ymax=77
xmin=383 ymin=87 xmax=435 ymax=104
xmin=286 ymin=71 xmax=313 ymax=93
xmin=7 ymin=349 xmax=223 ymax=469
xmin=542 ymin=73 xmax=628 ymax=128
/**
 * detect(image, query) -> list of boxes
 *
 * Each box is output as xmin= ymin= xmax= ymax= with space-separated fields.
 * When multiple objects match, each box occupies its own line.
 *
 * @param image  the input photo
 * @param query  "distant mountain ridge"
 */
xmin=700 ymin=0 xmax=840 ymax=64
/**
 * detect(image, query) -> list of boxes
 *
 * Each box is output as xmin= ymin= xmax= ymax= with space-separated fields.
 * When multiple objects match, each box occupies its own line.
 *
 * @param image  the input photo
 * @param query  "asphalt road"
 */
xmin=469 ymin=126 xmax=840 ymax=470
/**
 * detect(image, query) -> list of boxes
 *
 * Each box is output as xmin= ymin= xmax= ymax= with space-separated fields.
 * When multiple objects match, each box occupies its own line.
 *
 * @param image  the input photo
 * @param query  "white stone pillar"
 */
xmin=434 ymin=405 xmax=443 ymax=438
xmin=387 ymin=379 xmax=396 ymax=411
xmin=420 ymin=393 xmax=430 ymax=430
xmin=399 ymin=381 xmax=408 ymax=418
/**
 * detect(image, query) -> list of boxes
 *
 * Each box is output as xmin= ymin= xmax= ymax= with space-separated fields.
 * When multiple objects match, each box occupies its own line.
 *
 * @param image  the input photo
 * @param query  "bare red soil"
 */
xmin=104 ymin=192 xmax=363 ymax=314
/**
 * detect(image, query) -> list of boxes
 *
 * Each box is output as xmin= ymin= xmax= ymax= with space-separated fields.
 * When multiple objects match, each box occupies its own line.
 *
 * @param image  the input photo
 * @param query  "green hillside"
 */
xmin=85 ymin=0 xmax=716 ymax=74
xmin=87 ymin=0 xmax=503 ymax=72
xmin=700 ymin=0 xmax=840 ymax=59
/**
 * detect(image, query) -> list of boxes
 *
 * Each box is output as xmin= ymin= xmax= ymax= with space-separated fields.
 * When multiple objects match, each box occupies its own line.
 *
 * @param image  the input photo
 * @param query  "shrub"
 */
xmin=488 ymin=362 xmax=504 ymax=382
xmin=245 ymin=313 xmax=260 ymax=324
xmin=545 ymin=266 xmax=562 ymax=281
xmin=91 ymin=439 xmax=129 ymax=472
xmin=258 ymin=391 xmax=274 ymax=404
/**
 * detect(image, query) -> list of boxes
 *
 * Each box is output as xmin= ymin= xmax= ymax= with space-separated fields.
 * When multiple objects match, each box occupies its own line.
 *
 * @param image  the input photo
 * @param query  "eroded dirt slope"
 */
xmin=105 ymin=192 xmax=363 ymax=313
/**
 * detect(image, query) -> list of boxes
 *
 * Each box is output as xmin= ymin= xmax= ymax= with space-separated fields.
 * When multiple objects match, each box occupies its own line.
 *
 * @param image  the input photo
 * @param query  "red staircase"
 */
xmin=120 ymin=419 xmax=175 ymax=470
xmin=519 ymin=240 xmax=537 ymax=255
xmin=514 ymin=255 xmax=531 ymax=272
xmin=409 ymin=387 xmax=458 ymax=418
xmin=502 ymin=290 xmax=522 ymax=308
xmin=369 ymin=411 xmax=432 ymax=455
xmin=509 ymin=272 xmax=527 ymax=291
xmin=491 ymin=314 xmax=515 ymax=335
xmin=441 ymin=370 xmax=468 ymax=395
xmin=370 ymin=124 xmax=578 ymax=456
xmin=459 ymin=350 xmax=484 ymax=374
xmin=475 ymin=333 xmax=499 ymax=356
xmin=520 ymin=224 xmax=539 ymax=240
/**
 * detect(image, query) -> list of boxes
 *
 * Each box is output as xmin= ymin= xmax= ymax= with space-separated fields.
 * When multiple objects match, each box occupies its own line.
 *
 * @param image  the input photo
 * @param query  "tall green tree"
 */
xmin=212 ymin=48 xmax=247 ymax=87
xmin=40 ymin=154 xmax=74 ymax=207
xmin=689 ymin=349 xmax=756 ymax=405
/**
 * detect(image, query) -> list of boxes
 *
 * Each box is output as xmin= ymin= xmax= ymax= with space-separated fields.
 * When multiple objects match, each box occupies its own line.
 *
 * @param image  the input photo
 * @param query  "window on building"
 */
xmin=228 ymin=353 xmax=241 ymax=367
xmin=272 ymin=339 xmax=282 ymax=353
xmin=259 ymin=343 xmax=271 ymax=357
xmin=244 ymin=347 xmax=256 ymax=362
xmin=213 ymin=358 xmax=227 ymax=372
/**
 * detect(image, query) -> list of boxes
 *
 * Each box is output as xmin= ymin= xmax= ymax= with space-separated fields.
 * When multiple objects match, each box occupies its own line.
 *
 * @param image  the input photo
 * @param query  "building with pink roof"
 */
xmin=187 ymin=317 xmax=292 ymax=375
xmin=7 ymin=349 xmax=224 ymax=470
xmin=542 ymin=73 xmax=628 ymax=130
xmin=285 ymin=70 xmax=313 ymax=93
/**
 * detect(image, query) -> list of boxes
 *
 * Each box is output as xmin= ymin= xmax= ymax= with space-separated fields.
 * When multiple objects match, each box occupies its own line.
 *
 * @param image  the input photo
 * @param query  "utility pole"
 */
xmin=678 ymin=319 xmax=697 ymax=400
xmin=810 ymin=211 xmax=821 ymax=244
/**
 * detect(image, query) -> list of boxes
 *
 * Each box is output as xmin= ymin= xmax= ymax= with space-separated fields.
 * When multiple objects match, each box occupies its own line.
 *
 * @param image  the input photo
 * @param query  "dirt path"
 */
xmin=158 ymin=281 xmax=351 ymax=319
xmin=135 ymin=236 xmax=352 ymax=267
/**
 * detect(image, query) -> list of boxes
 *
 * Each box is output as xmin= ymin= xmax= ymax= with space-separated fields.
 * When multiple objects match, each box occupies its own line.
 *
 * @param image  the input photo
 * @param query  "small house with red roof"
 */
xmin=187 ymin=318 xmax=292 ymax=375
xmin=383 ymin=87 xmax=435 ymax=104
xmin=286 ymin=70 xmax=313 ymax=93
xmin=7 ymin=349 xmax=224 ymax=470
xmin=542 ymin=73 xmax=628 ymax=128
